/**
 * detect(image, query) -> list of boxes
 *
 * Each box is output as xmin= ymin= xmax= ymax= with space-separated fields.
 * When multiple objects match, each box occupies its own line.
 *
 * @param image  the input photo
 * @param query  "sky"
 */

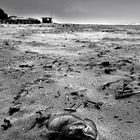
xmin=0 ymin=0 xmax=140 ymax=24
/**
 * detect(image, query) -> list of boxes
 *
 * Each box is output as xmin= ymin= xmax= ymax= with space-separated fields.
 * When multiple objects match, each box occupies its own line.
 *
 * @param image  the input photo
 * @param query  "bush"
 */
xmin=0 ymin=8 xmax=8 ymax=20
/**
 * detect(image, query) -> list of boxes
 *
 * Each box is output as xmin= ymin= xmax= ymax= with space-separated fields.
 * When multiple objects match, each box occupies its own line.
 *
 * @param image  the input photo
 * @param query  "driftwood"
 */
xmin=115 ymin=91 xmax=140 ymax=99
xmin=64 ymin=108 xmax=76 ymax=112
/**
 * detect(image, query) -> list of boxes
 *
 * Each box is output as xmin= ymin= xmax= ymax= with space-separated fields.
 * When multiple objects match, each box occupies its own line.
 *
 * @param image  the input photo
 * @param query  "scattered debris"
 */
xmin=104 ymin=68 xmax=116 ymax=74
xmin=99 ymin=61 xmax=110 ymax=67
xmin=54 ymin=91 xmax=61 ymax=98
xmin=8 ymin=107 xmax=20 ymax=116
xmin=84 ymin=100 xmax=103 ymax=110
xmin=126 ymin=121 xmax=133 ymax=123
xmin=65 ymin=89 xmax=88 ymax=109
xmin=19 ymin=64 xmax=34 ymax=68
xmin=28 ymin=113 xmax=51 ymax=130
xmin=114 ymin=46 xmax=122 ymax=49
xmin=0 ymin=22 xmax=140 ymax=140
xmin=1 ymin=119 xmax=12 ymax=130
xmin=114 ymin=116 xmax=119 ymax=119
xmin=100 ymin=80 xmax=120 ymax=90
xmin=115 ymin=80 xmax=135 ymax=99
xmin=115 ymin=91 xmax=140 ymax=99
xmin=64 ymin=108 xmax=76 ymax=112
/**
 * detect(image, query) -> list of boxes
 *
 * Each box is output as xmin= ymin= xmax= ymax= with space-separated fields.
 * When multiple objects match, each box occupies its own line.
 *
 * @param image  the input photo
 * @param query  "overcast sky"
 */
xmin=0 ymin=0 xmax=140 ymax=24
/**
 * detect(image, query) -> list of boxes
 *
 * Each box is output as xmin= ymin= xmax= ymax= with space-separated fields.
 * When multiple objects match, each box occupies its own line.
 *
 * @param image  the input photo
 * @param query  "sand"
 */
xmin=0 ymin=23 xmax=140 ymax=140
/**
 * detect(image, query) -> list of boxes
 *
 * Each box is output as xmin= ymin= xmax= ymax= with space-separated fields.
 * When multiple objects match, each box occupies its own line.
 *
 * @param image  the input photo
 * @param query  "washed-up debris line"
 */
xmin=64 ymin=90 xmax=88 ymax=109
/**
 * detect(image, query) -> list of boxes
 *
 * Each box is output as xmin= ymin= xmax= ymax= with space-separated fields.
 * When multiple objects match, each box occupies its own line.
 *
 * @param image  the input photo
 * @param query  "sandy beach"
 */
xmin=0 ymin=24 xmax=140 ymax=140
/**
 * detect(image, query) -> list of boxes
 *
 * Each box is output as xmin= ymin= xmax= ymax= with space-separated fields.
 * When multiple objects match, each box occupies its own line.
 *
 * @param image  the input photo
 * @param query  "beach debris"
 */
xmin=54 ymin=91 xmax=61 ymax=98
xmin=64 ymin=103 xmax=82 ymax=112
xmin=28 ymin=113 xmax=51 ymax=130
xmin=100 ymin=80 xmax=120 ymax=90
xmin=63 ymin=108 xmax=76 ymax=112
xmin=114 ymin=80 xmax=139 ymax=99
xmin=13 ymin=86 xmax=29 ymax=104
xmin=46 ymin=113 xmax=98 ymax=140
xmin=99 ymin=61 xmax=110 ymax=67
xmin=1 ymin=119 xmax=12 ymax=131
xmin=84 ymin=100 xmax=103 ymax=110
xmin=104 ymin=68 xmax=116 ymax=74
xmin=8 ymin=106 xmax=20 ymax=116
xmin=114 ymin=46 xmax=122 ymax=49
xmin=115 ymin=90 xmax=140 ymax=99
xmin=65 ymin=89 xmax=88 ymax=109
xmin=19 ymin=64 xmax=34 ymax=68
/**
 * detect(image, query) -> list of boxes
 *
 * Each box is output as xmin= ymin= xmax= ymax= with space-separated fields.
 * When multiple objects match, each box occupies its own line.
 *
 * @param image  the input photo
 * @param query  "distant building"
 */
xmin=9 ymin=16 xmax=17 ymax=19
xmin=42 ymin=17 xmax=53 ymax=23
xmin=3 ymin=17 xmax=41 ymax=24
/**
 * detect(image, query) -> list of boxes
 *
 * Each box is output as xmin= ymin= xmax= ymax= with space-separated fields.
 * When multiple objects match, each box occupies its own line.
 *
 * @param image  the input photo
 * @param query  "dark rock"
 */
xmin=1 ymin=119 xmax=12 ymax=130
xmin=8 ymin=107 xmax=20 ymax=116
xmin=94 ymin=102 xmax=103 ymax=110
xmin=54 ymin=91 xmax=61 ymax=98
xmin=19 ymin=64 xmax=34 ymax=68
xmin=126 ymin=121 xmax=133 ymax=123
xmin=114 ymin=116 xmax=119 ymax=119
xmin=99 ymin=61 xmax=110 ymax=67
xmin=70 ymin=91 xmax=79 ymax=96
xmin=114 ymin=46 xmax=122 ymax=49
xmin=104 ymin=68 xmax=116 ymax=74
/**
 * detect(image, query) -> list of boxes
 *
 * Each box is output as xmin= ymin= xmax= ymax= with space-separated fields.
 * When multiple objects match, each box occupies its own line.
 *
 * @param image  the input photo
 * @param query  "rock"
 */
xmin=46 ymin=113 xmax=98 ymax=140
xmin=99 ymin=61 xmax=110 ymax=67
xmin=8 ymin=107 xmax=20 ymax=116
xmin=1 ymin=119 xmax=12 ymax=130
xmin=104 ymin=68 xmax=116 ymax=74
xmin=114 ymin=46 xmax=122 ymax=49
xmin=19 ymin=64 xmax=34 ymax=68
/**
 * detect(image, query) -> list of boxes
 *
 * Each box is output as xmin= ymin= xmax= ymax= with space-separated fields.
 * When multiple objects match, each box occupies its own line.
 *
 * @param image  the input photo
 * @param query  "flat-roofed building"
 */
xmin=42 ymin=17 xmax=52 ymax=23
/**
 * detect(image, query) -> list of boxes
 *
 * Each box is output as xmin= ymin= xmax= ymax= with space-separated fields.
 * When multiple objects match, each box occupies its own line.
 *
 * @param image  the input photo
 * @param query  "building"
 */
xmin=3 ymin=17 xmax=41 ymax=24
xmin=42 ymin=17 xmax=53 ymax=23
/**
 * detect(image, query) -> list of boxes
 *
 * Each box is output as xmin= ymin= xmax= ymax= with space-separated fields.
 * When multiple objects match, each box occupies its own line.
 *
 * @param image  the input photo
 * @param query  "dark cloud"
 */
xmin=0 ymin=0 xmax=140 ymax=24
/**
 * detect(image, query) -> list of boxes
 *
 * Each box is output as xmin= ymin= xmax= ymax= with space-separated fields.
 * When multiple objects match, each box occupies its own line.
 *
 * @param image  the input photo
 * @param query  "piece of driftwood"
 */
xmin=64 ymin=104 xmax=82 ymax=112
xmin=85 ymin=100 xmax=103 ymax=110
xmin=101 ymin=80 xmax=120 ymax=90
xmin=115 ymin=91 xmax=140 ymax=99
xmin=64 ymin=108 xmax=76 ymax=112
